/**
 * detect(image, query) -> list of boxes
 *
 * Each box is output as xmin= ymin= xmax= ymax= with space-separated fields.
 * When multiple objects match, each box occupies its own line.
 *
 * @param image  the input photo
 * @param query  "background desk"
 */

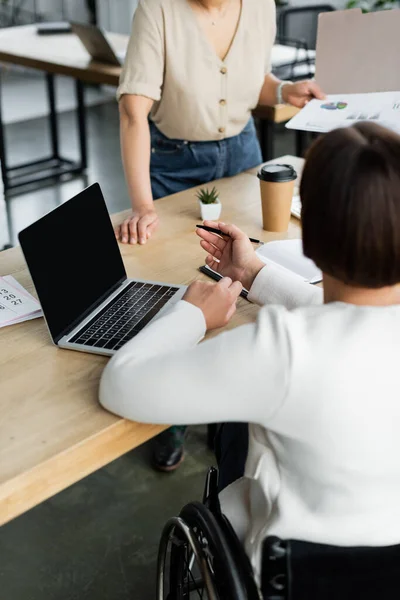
xmin=0 ymin=25 xmax=126 ymax=195
xmin=0 ymin=25 xmax=300 ymax=195
xmin=0 ymin=157 xmax=304 ymax=526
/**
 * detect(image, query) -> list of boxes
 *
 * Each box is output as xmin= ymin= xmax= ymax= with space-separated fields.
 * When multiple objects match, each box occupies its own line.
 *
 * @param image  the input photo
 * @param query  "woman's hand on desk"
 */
xmin=282 ymin=80 xmax=326 ymax=109
xmin=115 ymin=208 xmax=159 ymax=245
xmin=197 ymin=221 xmax=264 ymax=291
xmin=183 ymin=277 xmax=242 ymax=330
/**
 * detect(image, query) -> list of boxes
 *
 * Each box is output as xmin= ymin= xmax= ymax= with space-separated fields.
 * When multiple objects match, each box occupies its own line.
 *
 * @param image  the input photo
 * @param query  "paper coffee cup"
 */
xmin=257 ymin=164 xmax=297 ymax=232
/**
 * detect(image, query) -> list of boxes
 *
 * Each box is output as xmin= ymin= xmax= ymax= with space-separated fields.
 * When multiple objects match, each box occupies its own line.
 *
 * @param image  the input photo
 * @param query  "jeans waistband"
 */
xmin=149 ymin=118 xmax=256 ymax=146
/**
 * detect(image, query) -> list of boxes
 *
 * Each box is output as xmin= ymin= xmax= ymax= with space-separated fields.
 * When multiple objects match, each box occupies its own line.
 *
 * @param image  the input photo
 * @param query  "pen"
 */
xmin=196 ymin=224 xmax=264 ymax=245
xmin=198 ymin=266 xmax=249 ymax=299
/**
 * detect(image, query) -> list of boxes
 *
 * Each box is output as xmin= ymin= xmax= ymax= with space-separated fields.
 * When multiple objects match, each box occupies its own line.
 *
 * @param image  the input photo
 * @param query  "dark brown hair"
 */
xmin=300 ymin=122 xmax=400 ymax=288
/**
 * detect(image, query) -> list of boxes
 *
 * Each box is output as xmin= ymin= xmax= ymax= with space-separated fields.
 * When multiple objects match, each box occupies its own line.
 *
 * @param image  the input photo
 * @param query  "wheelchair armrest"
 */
xmin=203 ymin=466 xmax=222 ymax=515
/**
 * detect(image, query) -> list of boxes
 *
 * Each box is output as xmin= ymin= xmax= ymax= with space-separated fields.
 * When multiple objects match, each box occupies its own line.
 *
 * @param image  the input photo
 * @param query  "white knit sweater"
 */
xmin=99 ymin=264 xmax=400 ymax=580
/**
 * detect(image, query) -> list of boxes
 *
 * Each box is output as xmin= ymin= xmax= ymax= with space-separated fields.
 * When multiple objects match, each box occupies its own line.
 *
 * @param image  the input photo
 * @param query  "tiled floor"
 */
xmin=0 ymin=74 xmax=296 ymax=599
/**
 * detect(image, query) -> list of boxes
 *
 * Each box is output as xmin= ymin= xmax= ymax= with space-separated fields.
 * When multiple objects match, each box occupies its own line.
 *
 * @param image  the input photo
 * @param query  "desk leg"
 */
xmin=259 ymin=120 xmax=274 ymax=162
xmin=295 ymin=131 xmax=309 ymax=158
xmin=46 ymin=73 xmax=59 ymax=160
xmin=1 ymin=73 xmax=88 ymax=195
xmin=0 ymin=73 xmax=10 ymax=194
xmin=76 ymin=80 xmax=88 ymax=171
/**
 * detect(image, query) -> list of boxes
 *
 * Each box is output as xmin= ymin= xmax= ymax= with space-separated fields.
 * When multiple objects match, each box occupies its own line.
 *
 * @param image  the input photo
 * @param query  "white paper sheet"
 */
xmin=291 ymin=194 xmax=301 ymax=220
xmin=256 ymin=239 xmax=322 ymax=284
xmin=0 ymin=276 xmax=42 ymax=328
xmin=286 ymin=91 xmax=400 ymax=134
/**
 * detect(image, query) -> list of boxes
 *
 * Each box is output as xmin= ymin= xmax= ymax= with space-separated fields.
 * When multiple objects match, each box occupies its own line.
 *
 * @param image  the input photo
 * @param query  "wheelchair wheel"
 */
xmin=157 ymin=515 xmax=218 ymax=599
xmin=156 ymin=502 xmax=248 ymax=600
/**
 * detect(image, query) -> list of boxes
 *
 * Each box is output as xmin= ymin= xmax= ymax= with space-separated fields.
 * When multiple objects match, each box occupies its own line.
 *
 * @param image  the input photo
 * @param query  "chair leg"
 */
xmin=260 ymin=120 xmax=274 ymax=161
xmin=295 ymin=130 xmax=308 ymax=157
xmin=207 ymin=423 xmax=217 ymax=451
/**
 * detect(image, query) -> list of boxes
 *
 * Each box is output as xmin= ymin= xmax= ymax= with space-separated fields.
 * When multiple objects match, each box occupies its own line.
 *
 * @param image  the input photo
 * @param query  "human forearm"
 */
xmin=117 ymin=95 xmax=159 ymax=245
xmin=120 ymin=114 xmax=153 ymax=212
xmin=99 ymin=302 xmax=289 ymax=427
xmin=257 ymin=73 xmax=281 ymax=107
xmin=257 ymin=76 xmax=326 ymax=109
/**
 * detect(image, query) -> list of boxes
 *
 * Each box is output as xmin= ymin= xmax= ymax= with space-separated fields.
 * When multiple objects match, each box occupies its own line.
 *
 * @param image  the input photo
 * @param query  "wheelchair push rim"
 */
xmin=157 ymin=516 xmax=218 ymax=600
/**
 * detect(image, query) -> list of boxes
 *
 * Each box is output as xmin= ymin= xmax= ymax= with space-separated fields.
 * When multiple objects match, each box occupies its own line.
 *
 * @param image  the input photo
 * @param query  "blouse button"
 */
xmin=220 ymin=66 xmax=227 ymax=74
xmin=218 ymin=127 xmax=225 ymax=134
xmin=219 ymin=99 xmax=227 ymax=106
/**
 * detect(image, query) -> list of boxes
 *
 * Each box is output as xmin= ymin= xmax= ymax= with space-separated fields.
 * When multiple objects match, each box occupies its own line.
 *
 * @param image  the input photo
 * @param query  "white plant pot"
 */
xmin=199 ymin=198 xmax=222 ymax=221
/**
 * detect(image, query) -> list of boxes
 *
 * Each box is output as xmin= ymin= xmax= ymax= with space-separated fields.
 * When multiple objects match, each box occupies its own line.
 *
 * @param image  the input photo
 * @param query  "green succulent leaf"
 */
xmin=196 ymin=186 xmax=219 ymax=204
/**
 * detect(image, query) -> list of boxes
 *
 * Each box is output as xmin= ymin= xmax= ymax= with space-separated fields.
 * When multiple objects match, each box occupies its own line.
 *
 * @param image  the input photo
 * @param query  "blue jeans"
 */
xmin=150 ymin=119 xmax=262 ymax=199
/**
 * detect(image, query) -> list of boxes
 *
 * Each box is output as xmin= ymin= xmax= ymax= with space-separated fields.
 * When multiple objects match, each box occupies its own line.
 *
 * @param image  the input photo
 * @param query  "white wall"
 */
xmin=17 ymin=0 xmax=90 ymax=21
xmin=287 ymin=0 xmax=348 ymax=8
xmin=96 ymin=0 xmax=138 ymax=33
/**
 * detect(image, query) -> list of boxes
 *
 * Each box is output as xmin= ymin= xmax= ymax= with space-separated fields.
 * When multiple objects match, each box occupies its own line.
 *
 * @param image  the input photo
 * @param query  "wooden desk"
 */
xmin=0 ymin=161 xmax=302 ymax=526
xmin=0 ymin=25 xmax=125 ymax=86
xmin=253 ymin=104 xmax=299 ymax=126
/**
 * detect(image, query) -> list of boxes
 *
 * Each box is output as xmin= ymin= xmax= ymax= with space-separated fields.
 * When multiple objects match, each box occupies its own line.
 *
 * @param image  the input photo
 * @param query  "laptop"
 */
xmin=71 ymin=22 xmax=126 ymax=66
xmin=18 ymin=183 xmax=186 ymax=356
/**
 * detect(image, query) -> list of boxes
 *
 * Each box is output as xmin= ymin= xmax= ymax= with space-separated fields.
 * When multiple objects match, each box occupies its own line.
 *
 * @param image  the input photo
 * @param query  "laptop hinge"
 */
xmin=53 ymin=276 xmax=126 ymax=345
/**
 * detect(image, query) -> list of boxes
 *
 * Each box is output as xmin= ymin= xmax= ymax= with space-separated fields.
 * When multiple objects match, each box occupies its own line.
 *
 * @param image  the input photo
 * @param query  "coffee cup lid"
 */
xmin=257 ymin=163 xmax=297 ymax=183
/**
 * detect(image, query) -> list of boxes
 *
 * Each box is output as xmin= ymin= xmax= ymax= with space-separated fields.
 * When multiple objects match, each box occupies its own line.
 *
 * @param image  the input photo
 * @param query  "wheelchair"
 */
xmin=157 ymin=467 xmax=400 ymax=599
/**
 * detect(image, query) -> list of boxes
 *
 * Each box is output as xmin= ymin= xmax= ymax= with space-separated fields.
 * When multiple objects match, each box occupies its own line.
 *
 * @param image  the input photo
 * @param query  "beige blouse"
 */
xmin=117 ymin=0 xmax=276 ymax=141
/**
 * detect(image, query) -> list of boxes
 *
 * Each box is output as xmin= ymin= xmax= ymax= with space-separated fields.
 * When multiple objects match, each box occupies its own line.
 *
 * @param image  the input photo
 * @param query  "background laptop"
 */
xmin=18 ymin=183 xmax=186 ymax=356
xmin=71 ymin=22 xmax=126 ymax=66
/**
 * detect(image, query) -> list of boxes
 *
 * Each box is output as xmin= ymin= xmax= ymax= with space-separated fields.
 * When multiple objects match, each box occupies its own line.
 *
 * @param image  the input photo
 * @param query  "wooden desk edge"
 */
xmin=0 ymin=419 xmax=167 ymax=526
xmin=0 ymin=54 xmax=120 ymax=87
xmin=253 ymin=104 xmax=299 ymax=124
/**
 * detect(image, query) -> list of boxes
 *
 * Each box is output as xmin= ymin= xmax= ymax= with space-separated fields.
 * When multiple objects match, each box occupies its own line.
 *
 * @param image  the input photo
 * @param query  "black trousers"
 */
xmin=213 ymin=423 xmax=249 ymax=492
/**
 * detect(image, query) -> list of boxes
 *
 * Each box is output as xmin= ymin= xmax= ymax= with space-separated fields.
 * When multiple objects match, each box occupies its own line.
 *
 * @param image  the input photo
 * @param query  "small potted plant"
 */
xmin=196 ymin=186 xmax=221 ymax=221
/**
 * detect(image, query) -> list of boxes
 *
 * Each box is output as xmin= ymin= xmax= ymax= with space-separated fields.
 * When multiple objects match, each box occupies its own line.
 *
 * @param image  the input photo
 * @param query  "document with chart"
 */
xmin=286 ymin=92 xmax=400 ymax=134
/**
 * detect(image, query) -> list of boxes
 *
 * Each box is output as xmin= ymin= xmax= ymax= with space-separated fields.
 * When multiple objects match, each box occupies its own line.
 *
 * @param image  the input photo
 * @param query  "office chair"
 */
xmin=278 ymin=5 xmax=335 ymax=53
xmin=157 ymin=467 xmax=400 ymax=599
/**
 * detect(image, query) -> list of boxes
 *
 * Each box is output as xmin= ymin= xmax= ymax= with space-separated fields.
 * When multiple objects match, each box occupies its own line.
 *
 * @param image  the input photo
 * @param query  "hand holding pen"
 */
xmin=195 ymin=221 xmax=265 ymax=292
xmin=196 ymin=224 xmax=264 ymax=245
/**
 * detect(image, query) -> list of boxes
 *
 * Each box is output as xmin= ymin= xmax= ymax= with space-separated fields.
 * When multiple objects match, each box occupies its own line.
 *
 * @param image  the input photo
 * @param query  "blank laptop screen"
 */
xmin=18 ymin=183 xmax=126 ymax=343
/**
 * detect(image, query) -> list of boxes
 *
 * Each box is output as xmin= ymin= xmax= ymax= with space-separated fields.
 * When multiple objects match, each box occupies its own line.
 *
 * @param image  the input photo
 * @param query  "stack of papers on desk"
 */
xmin=0 ymin=275 xmax=42 ymax=328
xmin=286 ymin=91 xmax=400 ymax=134
xmin=291 ymin=194 xmax=301 ymax=220
xmin=256 ymin=239 xmax=322 ymax=284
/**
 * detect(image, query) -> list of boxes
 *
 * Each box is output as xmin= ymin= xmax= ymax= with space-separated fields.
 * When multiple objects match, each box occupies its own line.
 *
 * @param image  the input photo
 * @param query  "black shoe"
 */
xmin=152 ymin=426 xmax=186 ymax=472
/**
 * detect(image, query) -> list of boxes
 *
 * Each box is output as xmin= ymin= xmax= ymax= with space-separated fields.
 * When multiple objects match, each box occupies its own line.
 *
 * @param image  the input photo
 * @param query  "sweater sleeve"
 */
xmin=248 ymin=264 xmax=323 ymax=309
xmin=99 ymin=300 xmax=291 ymax=427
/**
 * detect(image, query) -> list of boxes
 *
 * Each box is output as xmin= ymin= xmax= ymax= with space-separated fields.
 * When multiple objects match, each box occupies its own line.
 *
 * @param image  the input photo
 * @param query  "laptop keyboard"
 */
xmin=69 ymin=281 xmax=179 ymax=351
